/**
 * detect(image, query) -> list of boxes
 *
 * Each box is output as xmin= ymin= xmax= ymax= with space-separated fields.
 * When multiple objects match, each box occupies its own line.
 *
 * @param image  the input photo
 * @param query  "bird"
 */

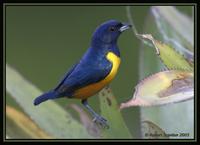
xmin=33 ymin=20 xmax=131 ymax=128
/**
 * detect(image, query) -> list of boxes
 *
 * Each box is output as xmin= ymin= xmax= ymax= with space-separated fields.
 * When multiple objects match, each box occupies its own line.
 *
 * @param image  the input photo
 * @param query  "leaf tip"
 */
xmin=120 ymin=98 xmax=150 ymax=110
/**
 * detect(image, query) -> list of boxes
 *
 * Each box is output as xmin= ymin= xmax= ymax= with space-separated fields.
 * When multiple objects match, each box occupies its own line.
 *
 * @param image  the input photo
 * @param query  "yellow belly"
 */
xmin=74 ymin=52 xmax=121 ymax=99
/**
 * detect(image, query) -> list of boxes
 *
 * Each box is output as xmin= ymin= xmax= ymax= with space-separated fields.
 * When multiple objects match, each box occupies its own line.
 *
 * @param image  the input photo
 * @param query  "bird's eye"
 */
xmin=109 ymin=26 xmax=115 ymax=32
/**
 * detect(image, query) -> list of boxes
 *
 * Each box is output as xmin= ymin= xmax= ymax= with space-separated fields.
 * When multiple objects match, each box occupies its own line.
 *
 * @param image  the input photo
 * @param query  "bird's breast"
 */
xmin=104 ymin=52 xmax=121 ymax=83
xmin=74 ymin=52 xmax=121 ymax=99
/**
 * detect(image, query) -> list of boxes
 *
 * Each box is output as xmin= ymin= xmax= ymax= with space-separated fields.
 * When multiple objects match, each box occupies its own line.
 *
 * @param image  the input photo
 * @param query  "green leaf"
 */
xmin=6 ymin=116 xmax=32 ymax=139
xmin=126 ymin=6 xmax=194 ymax=139
xmin=6 ymin=105 xmax=51 ymax=139
xmin=99 ymin=87 xmax=132 ymax=138
xmin=6 ymin=64 xmax=92 ymax=139
xmin=136 ymin=34 xmax=193 ymax=71
xmin=150 ymin=6 xmax=194 ymax=64
xmin=151 ymin=6 xmax=194 ymax=52
xmin=120 ymin=70 xmax=193 ymax=108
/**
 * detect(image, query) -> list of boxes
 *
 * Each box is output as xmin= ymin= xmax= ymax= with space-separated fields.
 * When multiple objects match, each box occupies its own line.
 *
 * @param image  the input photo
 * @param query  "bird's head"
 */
xmin=91 ymin=20 xmax=132 ymax=46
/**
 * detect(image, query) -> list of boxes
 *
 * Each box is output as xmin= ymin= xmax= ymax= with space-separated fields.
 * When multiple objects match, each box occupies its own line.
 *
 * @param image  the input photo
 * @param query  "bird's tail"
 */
xmin=34 ymin=90 xmax=58 ymax=106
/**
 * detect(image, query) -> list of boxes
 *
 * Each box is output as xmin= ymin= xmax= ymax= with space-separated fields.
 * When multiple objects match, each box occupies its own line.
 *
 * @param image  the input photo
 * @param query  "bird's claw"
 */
xmin=92 ymin=115 xmax=109 ymax=129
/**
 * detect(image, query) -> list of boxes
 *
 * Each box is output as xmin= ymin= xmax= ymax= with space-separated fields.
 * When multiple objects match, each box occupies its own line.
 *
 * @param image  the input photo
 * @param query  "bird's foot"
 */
xmin=92 ymin=115 xmax=109 ymax=129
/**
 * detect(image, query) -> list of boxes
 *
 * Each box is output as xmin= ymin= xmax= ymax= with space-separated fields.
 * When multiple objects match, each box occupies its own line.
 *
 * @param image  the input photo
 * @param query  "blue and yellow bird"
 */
xmin=33 ymin=20 xmax=131 ymax=127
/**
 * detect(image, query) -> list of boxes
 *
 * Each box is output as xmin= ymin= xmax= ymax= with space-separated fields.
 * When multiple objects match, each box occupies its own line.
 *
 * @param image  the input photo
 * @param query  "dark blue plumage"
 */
xmin=34 ymin=90 xmax=58 ymax=105
xmin=33 ymin=20 xmax=131 ymax=127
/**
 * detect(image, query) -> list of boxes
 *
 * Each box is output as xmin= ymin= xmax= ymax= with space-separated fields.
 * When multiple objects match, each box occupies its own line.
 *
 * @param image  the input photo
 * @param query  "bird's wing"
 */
xmin=54 ymin=63 xmax=78 ymax=91
xmin=54 ymin=61 xmax=112 ymax=96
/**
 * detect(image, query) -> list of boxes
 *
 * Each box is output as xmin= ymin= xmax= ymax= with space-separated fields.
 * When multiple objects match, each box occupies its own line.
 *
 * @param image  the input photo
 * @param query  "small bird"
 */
xmin=33 ymin=20 xmax=131 ymax=128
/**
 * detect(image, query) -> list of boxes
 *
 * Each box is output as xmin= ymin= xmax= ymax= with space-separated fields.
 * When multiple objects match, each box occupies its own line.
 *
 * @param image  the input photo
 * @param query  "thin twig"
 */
xmin=126 ymin=6 xmax=144 ymax=82
xmin=126 ymin=6 xmax=139 ymax=35
xmin=126 ymin=6 xmax=154 ymax=48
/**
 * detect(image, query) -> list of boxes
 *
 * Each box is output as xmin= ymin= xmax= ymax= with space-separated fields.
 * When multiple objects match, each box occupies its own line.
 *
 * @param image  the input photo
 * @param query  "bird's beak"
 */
xmin=119 ymin=23 xmax=132 ymax=32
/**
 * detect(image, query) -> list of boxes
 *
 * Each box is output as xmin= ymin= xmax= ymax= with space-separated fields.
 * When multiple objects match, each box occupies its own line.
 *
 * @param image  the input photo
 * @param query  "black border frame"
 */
xmin=2 ymin=3 xmax=197 ymax=142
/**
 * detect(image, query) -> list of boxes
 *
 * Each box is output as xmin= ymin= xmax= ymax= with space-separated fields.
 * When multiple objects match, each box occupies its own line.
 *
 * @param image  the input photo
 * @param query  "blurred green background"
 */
xmin=6 ymin=5 xmax=192 ymax=138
